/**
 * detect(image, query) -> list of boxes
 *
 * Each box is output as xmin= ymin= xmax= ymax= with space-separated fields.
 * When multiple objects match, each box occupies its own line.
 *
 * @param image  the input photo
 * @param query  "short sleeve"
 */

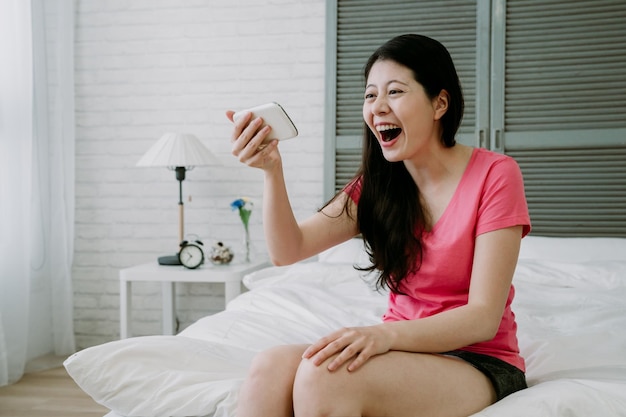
xmin=342 ymin=176 xmax=362 ymax=204
xmin=476 ymin=157 xmax=531 ymax=237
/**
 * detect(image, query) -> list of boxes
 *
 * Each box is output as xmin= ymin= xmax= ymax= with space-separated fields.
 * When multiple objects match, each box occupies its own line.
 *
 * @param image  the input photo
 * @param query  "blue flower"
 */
xmin=230 ymin=198 xmax=245 ymax=210
xmin=230 ymin=197 xmax=253 ymax=230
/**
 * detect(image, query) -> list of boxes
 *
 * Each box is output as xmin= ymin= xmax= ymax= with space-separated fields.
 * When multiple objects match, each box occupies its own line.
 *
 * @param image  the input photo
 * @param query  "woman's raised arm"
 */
xmin=227 ymin=110 xmax=358 ymax=265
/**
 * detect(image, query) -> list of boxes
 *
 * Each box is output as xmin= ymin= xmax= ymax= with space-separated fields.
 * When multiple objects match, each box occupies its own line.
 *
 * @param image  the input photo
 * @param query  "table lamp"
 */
xmin=137 ymin=132 xmax=220 ymax=265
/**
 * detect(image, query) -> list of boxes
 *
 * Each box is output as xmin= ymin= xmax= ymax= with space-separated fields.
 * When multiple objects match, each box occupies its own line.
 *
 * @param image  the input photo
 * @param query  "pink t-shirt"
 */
xmin=347 ymin=148 xmax=531 ymax=371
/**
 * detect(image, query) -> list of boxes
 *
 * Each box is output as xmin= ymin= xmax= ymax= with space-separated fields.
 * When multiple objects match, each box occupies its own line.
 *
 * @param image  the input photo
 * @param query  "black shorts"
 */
xmin=444 ymin=350 xmax=527 ymax=401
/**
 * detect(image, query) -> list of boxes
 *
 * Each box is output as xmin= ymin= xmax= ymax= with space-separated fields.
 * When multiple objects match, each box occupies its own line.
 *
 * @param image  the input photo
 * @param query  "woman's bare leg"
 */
xmin=236 ymin=344 xmax=308 ymax=417
xmin=292 ymin=351 xmax=496 ymax=417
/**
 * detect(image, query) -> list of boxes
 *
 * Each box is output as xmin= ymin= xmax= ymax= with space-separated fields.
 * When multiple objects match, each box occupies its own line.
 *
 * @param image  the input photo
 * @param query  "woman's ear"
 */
xmin=433 ymin=90 xmax=449 ymax=120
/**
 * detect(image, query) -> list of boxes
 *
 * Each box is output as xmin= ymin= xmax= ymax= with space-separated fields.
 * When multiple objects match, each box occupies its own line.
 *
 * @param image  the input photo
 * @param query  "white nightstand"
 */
xmin=119 ymin=259 xmax=269 ymax=338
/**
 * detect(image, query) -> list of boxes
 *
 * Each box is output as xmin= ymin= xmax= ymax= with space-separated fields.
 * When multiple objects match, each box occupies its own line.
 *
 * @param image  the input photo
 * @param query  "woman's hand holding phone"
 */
xmin=228 ymin=102 xmax=298 ymax=170
xmin=227 ymin=108 xmax=281 ymax=171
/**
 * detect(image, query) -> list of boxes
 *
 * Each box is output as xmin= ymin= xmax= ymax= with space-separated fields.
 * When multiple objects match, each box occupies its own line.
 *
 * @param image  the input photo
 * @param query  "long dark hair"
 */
xmin=336 ymin=34 xmax=464 ymax=293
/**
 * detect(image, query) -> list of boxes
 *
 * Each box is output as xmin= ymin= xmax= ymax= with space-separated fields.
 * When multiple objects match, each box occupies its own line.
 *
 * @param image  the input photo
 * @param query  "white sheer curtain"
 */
xmin=0 ymin=0 xmax=76 ymax=386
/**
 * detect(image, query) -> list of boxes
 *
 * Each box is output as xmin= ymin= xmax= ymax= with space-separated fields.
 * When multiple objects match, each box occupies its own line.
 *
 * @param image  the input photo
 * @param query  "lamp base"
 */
xmin=158 ymin=254 xmax=182 ymax=266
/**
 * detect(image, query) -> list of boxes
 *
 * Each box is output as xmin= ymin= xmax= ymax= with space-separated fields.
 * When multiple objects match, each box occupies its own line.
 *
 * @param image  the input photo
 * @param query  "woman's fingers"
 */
xmin=303 ymin=326 xmax=388 ymax=373
xmin=342 ymin=345 xmax=374 ymax=372
xmin=233 ymin=116 xmax=263 ymax=150
xmin=325 ymin=333 xmax=375 ymax=372
xmin=226 ymin=110 xmax=250 ymax=143
xmin=302 ymin=327 xmax=353 ymax=358
xmin=226 ymin=110 xmax=277 ymax=167
xmin=235 ymin=122 xmax=269 ymax=160
xmin=327 ymin=342 xmax=361 ymax=371
xmin=301 ymin=334 xmax=334 ymax=361
xmin=303 ymin=328 xmax=363 ymax=370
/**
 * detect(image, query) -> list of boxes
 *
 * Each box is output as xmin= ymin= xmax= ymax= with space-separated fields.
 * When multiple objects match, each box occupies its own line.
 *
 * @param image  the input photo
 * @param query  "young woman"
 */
xmin=227 ymin=34 xmax=530 ymax=417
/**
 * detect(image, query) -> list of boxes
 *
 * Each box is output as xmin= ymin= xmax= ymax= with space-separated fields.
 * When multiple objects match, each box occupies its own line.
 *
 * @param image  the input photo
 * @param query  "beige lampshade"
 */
xmin=136 ymin=132 xmax=220 ymax=167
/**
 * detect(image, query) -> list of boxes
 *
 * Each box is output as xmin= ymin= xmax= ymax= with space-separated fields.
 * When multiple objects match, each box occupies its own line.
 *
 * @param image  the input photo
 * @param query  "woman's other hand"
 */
xmin=302 ymin=325 xmax=393 ymax=372
xmin=226 ymin=110 xmax=281 ymax=170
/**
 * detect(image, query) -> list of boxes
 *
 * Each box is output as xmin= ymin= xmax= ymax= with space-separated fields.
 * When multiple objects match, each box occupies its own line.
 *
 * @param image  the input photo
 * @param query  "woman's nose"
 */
xmin=372 ymin=95 xmax=389 ymax=114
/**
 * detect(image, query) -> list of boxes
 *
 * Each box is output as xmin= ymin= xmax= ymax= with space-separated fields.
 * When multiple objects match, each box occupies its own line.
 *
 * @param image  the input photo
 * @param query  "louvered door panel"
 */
xmin=335 ymin=147 xmax=362 ymax=193
xmin=495 ymin=0 xmax=626 ymax=237
xmin=511 ymin=148 xmax=626 ymax=237
xmin=504 ymin=0 xmax=626 ymax=132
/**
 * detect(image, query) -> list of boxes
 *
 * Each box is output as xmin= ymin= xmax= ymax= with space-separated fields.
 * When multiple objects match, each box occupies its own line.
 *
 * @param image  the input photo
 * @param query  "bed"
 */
xmin=64 ymin=235 xmax=626 ymax=417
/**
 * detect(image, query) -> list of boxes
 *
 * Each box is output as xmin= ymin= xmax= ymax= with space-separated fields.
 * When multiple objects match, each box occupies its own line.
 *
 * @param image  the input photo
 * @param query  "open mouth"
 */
xmin=377 ymin=124 xmax=402 ymax=142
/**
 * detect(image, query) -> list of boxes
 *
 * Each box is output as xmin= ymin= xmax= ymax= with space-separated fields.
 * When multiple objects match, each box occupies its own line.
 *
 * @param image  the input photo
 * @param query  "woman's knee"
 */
xmin=293 ymin=357 xmax=323 ymax=391
xmin=246 ymin=344 xmax=306 ymax=384
xmin=238 ymin=345 xmax=307 ymax=417
xmin=293 ymin=357 xmax=357 ymax=416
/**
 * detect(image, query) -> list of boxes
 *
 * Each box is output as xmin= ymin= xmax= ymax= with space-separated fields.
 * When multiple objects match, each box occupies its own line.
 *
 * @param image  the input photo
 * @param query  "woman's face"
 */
xmin=363 ymin=59 xmax=447 ymax=163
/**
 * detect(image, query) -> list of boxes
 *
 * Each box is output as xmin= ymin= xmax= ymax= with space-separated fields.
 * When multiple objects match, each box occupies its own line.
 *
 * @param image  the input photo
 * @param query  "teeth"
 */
xmin=376 ymin=124 xmax=400 ymax=132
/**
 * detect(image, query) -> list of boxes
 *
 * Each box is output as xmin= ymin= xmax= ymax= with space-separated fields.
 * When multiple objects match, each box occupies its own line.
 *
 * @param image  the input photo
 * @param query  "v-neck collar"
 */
xmin=424 ymin=147 xmax=478 ymax=235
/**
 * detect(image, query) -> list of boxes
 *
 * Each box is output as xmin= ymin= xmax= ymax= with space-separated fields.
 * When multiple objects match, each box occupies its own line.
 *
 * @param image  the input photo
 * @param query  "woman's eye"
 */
xmin=389 ymin=89 xmax=402 ymax=95
xmin=364 ymin=93 xmax=375 ymax=100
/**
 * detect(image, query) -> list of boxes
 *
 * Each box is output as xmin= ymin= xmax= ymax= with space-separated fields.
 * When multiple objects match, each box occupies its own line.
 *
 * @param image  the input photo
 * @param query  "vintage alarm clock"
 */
xmin=178 ymin=238 xmax=204 ymax=269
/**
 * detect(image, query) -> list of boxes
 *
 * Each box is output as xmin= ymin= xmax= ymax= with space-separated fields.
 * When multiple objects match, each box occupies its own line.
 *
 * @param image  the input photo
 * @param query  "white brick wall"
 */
xmin=73 ymin=0 xmax=327 ymax=349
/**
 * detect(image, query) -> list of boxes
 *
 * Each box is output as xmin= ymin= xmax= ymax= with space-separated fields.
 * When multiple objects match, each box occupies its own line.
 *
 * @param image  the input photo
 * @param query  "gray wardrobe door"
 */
xmin=491 ymin=0 xmax=626 ymax=236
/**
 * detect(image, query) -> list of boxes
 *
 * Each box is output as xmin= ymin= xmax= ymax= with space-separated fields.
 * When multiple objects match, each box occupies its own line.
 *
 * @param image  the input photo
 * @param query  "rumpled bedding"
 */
xmin=64 ymin=237 xmax=626 ymax=417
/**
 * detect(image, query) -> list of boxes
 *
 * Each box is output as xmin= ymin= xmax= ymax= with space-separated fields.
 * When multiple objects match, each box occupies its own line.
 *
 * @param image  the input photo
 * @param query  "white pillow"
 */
xmin=472 ymin=379 xmax=626 ymax=417
xmin=513 ymin=263 xmax=626 ymax=385
xmin=514 ymin=259 xmax=626 ymax=290
xmin=519 ymin=236 xmax=626 ymax=262
xmin=321 ymin=235 xmax=626 ymax=264
xmin=242 ymin=262 xmax=374 ymax=290
xmin=63 ymin=336 xmax=252 ymax=416
xmin=317 ymin=238 xmax=370 ymax=265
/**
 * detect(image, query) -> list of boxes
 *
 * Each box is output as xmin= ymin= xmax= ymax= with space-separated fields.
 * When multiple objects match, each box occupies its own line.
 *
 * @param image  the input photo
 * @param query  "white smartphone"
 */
xmin=233 ymin=102 xmax=298 ymax=141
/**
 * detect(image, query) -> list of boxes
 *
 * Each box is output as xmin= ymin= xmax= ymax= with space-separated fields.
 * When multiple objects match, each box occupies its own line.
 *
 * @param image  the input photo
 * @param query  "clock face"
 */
xmin=179 ymin=244 xmax=204 ymax=269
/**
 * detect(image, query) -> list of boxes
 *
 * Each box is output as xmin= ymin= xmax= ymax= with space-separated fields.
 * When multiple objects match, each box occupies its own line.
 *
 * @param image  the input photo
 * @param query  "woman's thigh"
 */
xmin=293 ymin=350 xmax=496 ymax=417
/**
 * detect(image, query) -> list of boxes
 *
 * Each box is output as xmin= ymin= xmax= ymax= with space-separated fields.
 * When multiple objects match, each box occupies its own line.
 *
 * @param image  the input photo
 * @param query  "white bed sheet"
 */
xmin=63 ymin=237 xmax=626 ymax=417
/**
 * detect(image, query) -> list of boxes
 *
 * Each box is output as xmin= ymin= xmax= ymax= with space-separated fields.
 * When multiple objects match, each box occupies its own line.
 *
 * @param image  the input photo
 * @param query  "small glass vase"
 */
xmin=242 ymin=226 xmax=251 ymax=263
